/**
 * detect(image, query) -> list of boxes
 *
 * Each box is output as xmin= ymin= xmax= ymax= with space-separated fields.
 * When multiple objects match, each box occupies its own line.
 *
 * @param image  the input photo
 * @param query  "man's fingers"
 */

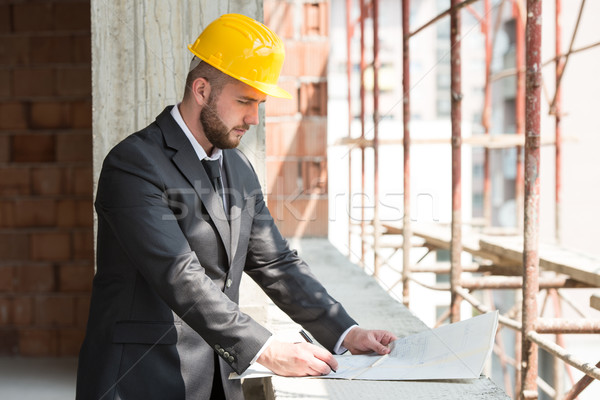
xmin=311 ymin=344 xmax=338 ymax=373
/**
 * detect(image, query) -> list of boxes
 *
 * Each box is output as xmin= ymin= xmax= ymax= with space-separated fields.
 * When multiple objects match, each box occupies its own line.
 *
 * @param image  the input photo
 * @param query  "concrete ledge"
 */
xmin=243 ymin=238 xmax=509 ymax=400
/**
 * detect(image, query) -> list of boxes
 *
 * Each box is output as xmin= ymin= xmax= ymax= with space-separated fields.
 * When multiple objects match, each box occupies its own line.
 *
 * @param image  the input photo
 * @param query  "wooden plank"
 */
xmin=382 ymin=223 xmax=519 ymax=269
xmin=591 ymin=294 xmax=600 ymax=311
xmin=479 ymin=237 xmax=600 ymax=287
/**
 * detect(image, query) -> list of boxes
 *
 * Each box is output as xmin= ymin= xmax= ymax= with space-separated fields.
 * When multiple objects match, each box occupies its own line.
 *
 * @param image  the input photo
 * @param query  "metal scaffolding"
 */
xmin=342 ymin=0 xmax=600 ymax=399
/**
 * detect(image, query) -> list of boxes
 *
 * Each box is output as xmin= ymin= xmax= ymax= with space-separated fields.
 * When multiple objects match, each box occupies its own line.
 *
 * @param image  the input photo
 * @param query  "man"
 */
xmin=76 ymin=13 xmax=396 ymax=400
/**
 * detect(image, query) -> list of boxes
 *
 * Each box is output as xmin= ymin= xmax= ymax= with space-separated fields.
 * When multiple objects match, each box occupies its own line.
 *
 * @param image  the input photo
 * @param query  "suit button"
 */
xmin=223 ymin=351 xmax=230 ymax=358
xmin=228 ymin=356 xmax=235 ymax=363
xmin=215 ymin=344 xmax=221 ymax=350
xmin=226 ymin=279 xmax=233 ymax=288
xmin=218 ymin=348 xmax=225 ymax=355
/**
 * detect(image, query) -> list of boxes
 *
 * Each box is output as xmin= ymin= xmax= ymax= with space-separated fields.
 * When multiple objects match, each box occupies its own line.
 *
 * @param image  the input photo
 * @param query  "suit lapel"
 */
xmin=157 ymin=107 xmax=232 ymax=264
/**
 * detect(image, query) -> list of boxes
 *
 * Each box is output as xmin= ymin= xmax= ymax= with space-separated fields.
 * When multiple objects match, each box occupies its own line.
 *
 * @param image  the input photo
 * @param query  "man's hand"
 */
xmin=256 ymin=340 xmax=338 ymax=376
xmin=342 ymin=327 xmax=397 ymax=355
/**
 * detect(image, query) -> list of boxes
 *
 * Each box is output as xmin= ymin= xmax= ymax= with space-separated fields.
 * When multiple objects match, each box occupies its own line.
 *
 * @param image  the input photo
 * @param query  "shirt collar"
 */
xmin=170 ymin=104 xmax=223 ymax=164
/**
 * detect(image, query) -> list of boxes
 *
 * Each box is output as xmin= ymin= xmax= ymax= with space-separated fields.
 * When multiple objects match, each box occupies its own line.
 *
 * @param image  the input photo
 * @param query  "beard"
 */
xmin=200 ymin=94 xmax=249 ymax=150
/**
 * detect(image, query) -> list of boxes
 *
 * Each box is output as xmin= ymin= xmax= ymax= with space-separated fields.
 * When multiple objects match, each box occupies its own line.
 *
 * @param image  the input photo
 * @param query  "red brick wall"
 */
xmin=0 ymin=0 xmax=93 ymax=356
xmin=264 ymin=0 xmax=330 ymax=237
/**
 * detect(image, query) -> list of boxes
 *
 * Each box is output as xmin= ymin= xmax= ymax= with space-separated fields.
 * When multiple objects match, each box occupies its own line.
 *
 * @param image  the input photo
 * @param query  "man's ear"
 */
xmin=192 ymin=77 xmax=211 ymax=107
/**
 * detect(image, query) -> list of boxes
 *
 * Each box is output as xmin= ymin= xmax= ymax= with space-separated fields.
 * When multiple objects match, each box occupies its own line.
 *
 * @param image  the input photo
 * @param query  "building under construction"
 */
xmin=328 ymin=0 xmax=600 ymax=399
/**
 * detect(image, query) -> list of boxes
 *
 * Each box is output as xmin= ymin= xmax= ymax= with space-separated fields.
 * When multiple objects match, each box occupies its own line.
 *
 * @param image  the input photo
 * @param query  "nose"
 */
xmin=244 ymin=103 xmax=260 ymax=126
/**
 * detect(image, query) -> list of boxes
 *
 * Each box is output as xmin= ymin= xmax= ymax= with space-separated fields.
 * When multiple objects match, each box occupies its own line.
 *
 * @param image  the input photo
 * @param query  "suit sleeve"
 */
xmin=241 ymin=163 xmax=357 ymax=352
xmin=95 ymin=138 xmax=270 ymax=374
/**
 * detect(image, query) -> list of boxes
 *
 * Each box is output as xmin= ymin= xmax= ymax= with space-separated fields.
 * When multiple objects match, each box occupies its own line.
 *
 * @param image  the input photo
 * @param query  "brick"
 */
xmin=0 ymin=232 xmax=29 ymax=261
xmin=13 ymin=296 xmax=34 ymax=326
xmin=58 ymin=263 xmax=93 ymax=292
xmin=301 ymin=160 xmax=327 ymax=194
xmin=266 ymin=159 xmax=302 ymax=197
xmin=72 ymin=166 xmax=93 ymax=195
xmin=0 ymin=36 xmax=30 ymax=66
xmin=0 ymin=102 xmax=27 ymax=129
xmin=267 ymin=197 xmax=328 ymax=237
xmin=0 ymin=296 xmax=34 ymax=326
xmin=30 ymin=35 xmax=75 ymax=64
xmin=73 ymin=34 xmax=92 ymax=63
xmin=0 ymin=329 xmax=18 ymax=355
xmin=265 ymin=79 xmax=298 ymax=117
xmin=70 ymin=100 xmax=92 ymax=128
xmin=302 ymin=2 xmax=329 ymax=37
xmin=54 ymin=2 xmax=90 ymax=31
xmin=0 ymin=297 xmax=9 ymax=325
xmin=75 ymin=295 xmax=91 ymax=326
xmin=18 ymin=329 xmax=59 ymax=356
xmin=0 ymin=167 xmax=31 ymax=195
xmin=35 ymin=295 xmax=74 ymax=326
xmin=14 ymin=198 xmax=57 ymax=227
xmin=299 ymin=119 xmax=327 ymax=156
xmin=13 ymin=2 xmax=54 ymax=32
xmin=30 ymin=232 xmax=71 ymax=261
xmin=0 ymin=5 xmax=10 ymax=34
xmin=299 ymin=82 xmax=327 ymax=116
xmin=280 ymin=41 xmax=302 ymax=77
xmin=72 ymin=229 xmax=94 ymax=260
xmin=30 ymin=101 xmax=69 ymax=129
xmin=59 ymin=328 xmax=85 ymax=356
xmin=16 ymin=264 xmax=56 ymax=292
xmin=12 ymin=134 xmax=56 ymax=163
xmin=0 ymin=135 xmax=9 ymax=162
xmin=56 ymin=66 xmax=90 ymax=96
xmin=302 ymin=41 xmax=329 ymax=77
xmin=264 ymin=0 xmax=295 ymax=39
xmin=0 ymin=200 xmax=16 ymax=228
xmin=31 ymin=167 xmax=64 ymax=195
xmin=13 ymin=68 xmax=55 ymax=97
xmin=266 ymin=120 xmax=301 ymax=156
xmin=0 ymin=266 xmax=16 ymax=292
xmin=55 ymin=132 xmax=92 ymax=162
xmin=59 ymin=199 xmax=94 ymax=228
xmin=0 ymin=69 xmax=10 ymax=97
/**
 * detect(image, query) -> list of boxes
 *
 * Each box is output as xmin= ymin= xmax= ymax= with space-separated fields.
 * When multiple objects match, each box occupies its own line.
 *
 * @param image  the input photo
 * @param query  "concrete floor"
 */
xmin=0 ymin=357 xmax=78 ymax=400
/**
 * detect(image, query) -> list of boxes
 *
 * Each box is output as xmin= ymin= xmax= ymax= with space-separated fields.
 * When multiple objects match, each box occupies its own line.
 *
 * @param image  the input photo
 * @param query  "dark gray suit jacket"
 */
xmin=76 ymin=107 xmax=356 ymax=400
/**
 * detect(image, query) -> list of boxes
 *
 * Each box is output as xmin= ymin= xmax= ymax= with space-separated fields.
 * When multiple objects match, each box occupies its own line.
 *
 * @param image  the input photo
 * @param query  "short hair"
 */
xmin=183 ymin=59 xmax=238 ymax=100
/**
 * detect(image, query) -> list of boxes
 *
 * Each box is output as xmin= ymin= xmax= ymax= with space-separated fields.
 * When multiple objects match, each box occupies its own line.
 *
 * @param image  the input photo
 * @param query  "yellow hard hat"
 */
xmin=188 ymin=13 xmax=292 ymax=99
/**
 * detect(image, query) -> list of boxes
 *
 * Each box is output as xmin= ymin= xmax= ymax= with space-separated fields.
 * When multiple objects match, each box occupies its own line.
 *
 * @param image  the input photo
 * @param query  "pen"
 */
xmin=299 ymin=330 xmax=336 ymax=373
xmin=299 ymin=329 xmax=313 ymax=343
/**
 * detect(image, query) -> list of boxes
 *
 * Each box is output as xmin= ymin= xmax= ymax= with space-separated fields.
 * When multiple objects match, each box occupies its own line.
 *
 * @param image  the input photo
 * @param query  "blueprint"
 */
xmin=230 ymin=311 xmax=499 ymax=381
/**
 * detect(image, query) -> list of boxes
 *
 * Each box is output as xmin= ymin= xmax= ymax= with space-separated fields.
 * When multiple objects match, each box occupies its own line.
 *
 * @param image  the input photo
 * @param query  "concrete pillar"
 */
xmin=91 ymin=0 xmax=265 ymax=189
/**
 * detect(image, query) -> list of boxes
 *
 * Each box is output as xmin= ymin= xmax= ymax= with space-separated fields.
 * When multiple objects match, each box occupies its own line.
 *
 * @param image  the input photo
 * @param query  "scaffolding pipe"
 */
xmin=514 ymin=0 xmax=525 ymax=231
xmin=521 ymin=0 xmax=543 ymax=398
xmin=359 ymin=0 xmax=367 ymax=267
xmin=401 ymin=0 xmax=411 ymax=307
xmin=527 ymin=331 xmax=600 ymax=381
xmin=554 ymin=0 xmax=563 ymax=243
xmin=373 ymin=0 xmax=381 ymax=277
xmin=450 ymin=0 xmax=463 ymax=323
xmin=409 ymin=0 xmax=480 ymax=38
xmin=346 ymin=0 xmax=353 ymax=261
xmin=563 ymin=361 xmax=600 ymax=400
xmin=454 ymin=286 xmax=522 ymax=331
xmin=483 ymin=0 xmax=492 ymax=227
xmin=534 ymin=318 xmax=600 ymax=334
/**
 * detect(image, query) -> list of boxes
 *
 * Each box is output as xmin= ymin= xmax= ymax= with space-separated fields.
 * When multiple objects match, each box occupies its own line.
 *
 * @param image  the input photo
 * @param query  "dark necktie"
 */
xmin=202 ymin=158 xmax=224 ymax=198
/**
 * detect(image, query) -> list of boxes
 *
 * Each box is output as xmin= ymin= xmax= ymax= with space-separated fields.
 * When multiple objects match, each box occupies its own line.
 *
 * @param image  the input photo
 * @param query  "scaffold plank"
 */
xmin=479 ymin=237 xmax=600 ymax=287
xmin=591 ymin=294 xmax=600 ymax=311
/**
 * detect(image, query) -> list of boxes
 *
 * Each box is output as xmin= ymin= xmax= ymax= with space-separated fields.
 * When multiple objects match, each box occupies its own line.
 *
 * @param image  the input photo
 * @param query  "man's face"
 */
xmin=200 ymin=80 xmax=267 ymax=149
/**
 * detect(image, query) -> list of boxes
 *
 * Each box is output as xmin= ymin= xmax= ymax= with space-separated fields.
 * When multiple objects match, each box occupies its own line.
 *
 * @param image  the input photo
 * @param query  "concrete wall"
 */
xmin=91 ymin=0 xmax=265 ymax=188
